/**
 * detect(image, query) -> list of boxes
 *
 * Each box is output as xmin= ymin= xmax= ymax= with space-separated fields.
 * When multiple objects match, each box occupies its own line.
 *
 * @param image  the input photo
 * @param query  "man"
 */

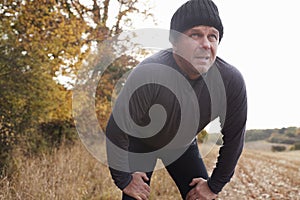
xmin=106 ymin=0 xmax=247 ymax=199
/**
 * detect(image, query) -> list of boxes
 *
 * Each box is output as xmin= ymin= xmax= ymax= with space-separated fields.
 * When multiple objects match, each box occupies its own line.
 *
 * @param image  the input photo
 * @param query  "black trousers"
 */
xmin=122 ymin=140 xmax=208 ymax=199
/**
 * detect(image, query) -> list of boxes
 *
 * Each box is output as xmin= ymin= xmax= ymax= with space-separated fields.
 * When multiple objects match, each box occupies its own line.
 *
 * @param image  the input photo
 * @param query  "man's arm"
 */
xmin=105 ymin=64 xmax=157 ymax=194
xmin=106 ymin=115 xmax=132 ymax=190
xmin=207 ymin=66 xmax=247 ymax=194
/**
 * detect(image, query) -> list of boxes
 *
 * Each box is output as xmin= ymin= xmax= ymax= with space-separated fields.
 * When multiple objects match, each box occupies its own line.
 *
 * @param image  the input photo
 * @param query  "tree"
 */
xmin=0 ymin=1 xmax=84 ymax=171
xmin=0 ymin=0 xmax=154 ymax=172
xmin=68 ymin=0 xmax=154 ymax=129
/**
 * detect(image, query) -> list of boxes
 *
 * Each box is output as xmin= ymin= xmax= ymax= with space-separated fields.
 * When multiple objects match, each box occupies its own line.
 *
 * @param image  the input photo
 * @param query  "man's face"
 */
xmin=173 ymin=26 xmax=219 ymax=77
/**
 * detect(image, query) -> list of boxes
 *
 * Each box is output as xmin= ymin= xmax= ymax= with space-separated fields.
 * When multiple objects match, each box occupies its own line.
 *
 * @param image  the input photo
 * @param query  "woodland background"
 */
xmin=0 ymin=0 xmax=299 ymax=199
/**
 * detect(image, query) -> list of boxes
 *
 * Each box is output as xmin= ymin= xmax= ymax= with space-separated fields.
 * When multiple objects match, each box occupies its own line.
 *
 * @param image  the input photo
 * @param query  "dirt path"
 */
xmin=215 ymin=150 xmax=300 ymax=200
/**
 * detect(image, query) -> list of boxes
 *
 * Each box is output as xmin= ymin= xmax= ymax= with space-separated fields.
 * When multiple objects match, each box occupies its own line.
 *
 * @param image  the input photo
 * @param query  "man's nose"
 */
xmin=197 ymin=37 xmax=211 ymax=49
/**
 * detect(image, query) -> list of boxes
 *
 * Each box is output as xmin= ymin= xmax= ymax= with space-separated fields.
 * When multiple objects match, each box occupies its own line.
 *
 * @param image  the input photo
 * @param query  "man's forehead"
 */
xmin=187 ymin=26 xmax=219 ymax=34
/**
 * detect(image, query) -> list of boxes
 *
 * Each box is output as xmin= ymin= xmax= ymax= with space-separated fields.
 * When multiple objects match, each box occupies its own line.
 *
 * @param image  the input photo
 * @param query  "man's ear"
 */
xmin=172 ymin=42 xmax=178 ymax=52
xmin=173 ymin=45 xmax=177 ymax=52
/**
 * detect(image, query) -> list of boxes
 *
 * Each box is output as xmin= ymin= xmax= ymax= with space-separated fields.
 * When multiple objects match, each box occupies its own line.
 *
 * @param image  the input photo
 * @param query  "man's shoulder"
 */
xmin=215 ymin=57 xmax=245 ymax=83
xmin=140 ymin=49 xmax=174 ymax=66
xmin=215 ymin=57 xmax=240 ymax=74
xmin=127 ymin=49 xmax=177 ymax=81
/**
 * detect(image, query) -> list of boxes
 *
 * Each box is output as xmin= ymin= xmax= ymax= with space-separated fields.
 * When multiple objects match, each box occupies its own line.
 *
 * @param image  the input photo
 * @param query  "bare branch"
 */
xmin=69 ymin=0 xmax=87 ymax=21
xmin=102 ymin=0 xmax=110 ymax=26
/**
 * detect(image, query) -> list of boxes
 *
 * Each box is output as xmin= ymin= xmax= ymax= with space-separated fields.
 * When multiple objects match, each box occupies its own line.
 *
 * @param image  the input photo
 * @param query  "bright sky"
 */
xmin=98 ymin=0 xmax=300 ymax=130
xmin=123 ymin=0 xmax=300 ymax=130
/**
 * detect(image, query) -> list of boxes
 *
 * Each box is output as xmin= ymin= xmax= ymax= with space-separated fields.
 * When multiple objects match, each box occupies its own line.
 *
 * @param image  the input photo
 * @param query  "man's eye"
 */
xmin=190 ymin=33 xmax=200 ymax=39
xmin=208 ymin=34 xmax=218 ymax=42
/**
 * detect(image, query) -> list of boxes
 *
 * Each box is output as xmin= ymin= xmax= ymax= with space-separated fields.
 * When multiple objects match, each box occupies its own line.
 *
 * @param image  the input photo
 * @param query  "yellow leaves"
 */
xmin=197 ymin=129 xmax=208 ymax=143
xmin=0 ymin=119 xmax=16 ymax=146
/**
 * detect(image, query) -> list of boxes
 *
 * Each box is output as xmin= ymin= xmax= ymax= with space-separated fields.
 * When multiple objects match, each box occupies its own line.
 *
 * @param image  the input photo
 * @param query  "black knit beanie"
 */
xmin=169 ymin=0 xmax=223 ymax=43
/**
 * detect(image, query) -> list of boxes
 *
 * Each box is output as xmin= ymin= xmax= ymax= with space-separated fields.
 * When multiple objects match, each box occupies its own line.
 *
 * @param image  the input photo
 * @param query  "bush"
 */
xmin=38 ymin=119 xmax=77 ymax=149
xmin=291 ymin=142 xmax=300 ymax=150
xmin=271 ymin=145 xmax=286 ymax=152
xmin=284 ymin=132 xmax=296 ymax=138
xmin=21 ymin=119 xmax=77 ymax=156
xmin=0 ymin=119 xmax=78 ymax=175
xmin=268 ymin=134 xmax=298 ymax=144
xmin=245 ymin=129 xmax=272 ymax=142
xmin=0 ymin=119 xmax=17 ymax=176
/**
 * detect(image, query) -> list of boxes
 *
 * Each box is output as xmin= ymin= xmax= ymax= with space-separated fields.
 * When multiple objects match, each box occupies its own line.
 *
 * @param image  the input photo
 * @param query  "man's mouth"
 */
xmin=194 ymin=56 xmax=210 ymax=61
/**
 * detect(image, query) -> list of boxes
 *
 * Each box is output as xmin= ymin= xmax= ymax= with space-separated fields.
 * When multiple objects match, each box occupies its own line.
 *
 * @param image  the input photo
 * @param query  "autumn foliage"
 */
xmin=0 ymin=0 xmax=151 ymax=173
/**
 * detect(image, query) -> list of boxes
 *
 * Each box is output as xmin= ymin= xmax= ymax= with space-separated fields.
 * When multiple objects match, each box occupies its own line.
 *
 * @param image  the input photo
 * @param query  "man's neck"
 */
xmin=172 ymin=53 xmax=202 ymax=80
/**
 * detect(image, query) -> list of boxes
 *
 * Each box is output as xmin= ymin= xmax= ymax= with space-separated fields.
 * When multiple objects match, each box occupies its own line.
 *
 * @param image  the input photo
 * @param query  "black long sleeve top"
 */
xmin=106 ymin=49 xmax=247 ymax=194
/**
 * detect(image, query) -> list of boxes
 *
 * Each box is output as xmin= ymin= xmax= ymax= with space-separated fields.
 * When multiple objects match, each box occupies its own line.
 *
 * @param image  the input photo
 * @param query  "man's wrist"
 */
xmin=109 ymin=167 xmax=133 ymax=190
xmin=207 ymin=177 xmax=219 ymax=195
xmin=119 ymin=173 xmax=133 ymax=190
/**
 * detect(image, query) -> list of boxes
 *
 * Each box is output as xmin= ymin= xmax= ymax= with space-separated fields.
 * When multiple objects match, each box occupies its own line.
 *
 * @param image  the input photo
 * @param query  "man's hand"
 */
xmin=186 ymin=178 xmax=217 ymax=200
xmin=123 ymin=172 xmax=150 ymax=200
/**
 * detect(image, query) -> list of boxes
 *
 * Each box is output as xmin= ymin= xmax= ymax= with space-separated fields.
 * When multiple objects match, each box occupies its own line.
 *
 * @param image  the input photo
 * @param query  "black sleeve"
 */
xmin=105 ymin=66 xmax=156 ymax=190
xmin=207 ymin=67 xmax=247 ymax=194
xmin=106 ymin=116 xmax=132 ymax=190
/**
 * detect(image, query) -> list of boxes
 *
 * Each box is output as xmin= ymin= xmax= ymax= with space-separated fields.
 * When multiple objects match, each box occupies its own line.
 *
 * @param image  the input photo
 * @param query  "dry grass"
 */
xmin=1 ymin=143 xmax=299 ymax=200
xmin=0 ymin=143 xmax=121 ymax=200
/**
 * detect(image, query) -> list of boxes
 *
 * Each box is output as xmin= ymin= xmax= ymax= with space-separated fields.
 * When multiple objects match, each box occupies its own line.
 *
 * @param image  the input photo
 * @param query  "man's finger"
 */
xmin=190 ymin=177 xmax=207 ymax=186
xmin=143 ymin=183 xmax=150 ymax=192
xmin=139 ymin=192 xmax=149 ymax=200
xmin=185 ymin=189 xmax=194 ymax=200
xmin=189 ymin=178 xmax=200 ymax=186
xmin=189 ymin=179 xmax=197 ymax=187
xmin=140 ymin=173 xmax=149 ymax=182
